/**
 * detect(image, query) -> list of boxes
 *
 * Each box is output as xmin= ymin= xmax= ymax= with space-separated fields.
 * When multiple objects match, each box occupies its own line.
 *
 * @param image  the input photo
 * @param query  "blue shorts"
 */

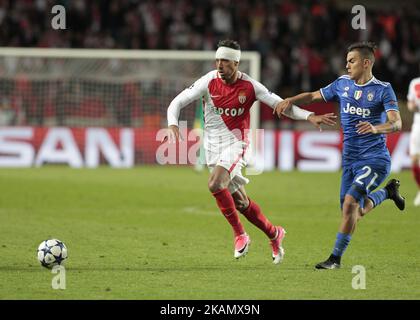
xmin=340 ymin=159 xmax=391 ymax=209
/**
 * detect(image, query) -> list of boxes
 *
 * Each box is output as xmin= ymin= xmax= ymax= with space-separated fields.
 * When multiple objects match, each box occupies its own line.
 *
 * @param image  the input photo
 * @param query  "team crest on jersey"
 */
xmin=367 ymin=92 xmax=375 ymax=101
xmin=238 ymin=91 xmax=246 ymax=104
xmin=354 ymin=90 xmax=363 ymax=100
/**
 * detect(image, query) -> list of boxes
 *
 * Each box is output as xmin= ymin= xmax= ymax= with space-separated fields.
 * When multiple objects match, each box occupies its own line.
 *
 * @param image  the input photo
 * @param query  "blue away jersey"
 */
xmin=320 ymin=75 xmax=399 ymax=164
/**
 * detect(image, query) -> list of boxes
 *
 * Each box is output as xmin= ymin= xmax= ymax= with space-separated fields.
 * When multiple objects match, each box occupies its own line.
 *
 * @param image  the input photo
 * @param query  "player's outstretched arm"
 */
xmin=307 ymin=113 xmax=337 ymax=132
xmin=273 ymin=90 xmax=324 ymax=118
xmin=163 ymin=73 xmax=209 ymax=144
xmin=356 ymin=110 xmax=402 ymax=135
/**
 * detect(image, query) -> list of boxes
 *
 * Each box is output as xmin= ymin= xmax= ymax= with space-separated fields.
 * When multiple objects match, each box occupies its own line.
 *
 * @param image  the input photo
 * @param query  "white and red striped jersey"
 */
xmin=168 ymin=70 xmax=312 ymax=147
xmin=407 ymin=77 xmax=420 ymax=126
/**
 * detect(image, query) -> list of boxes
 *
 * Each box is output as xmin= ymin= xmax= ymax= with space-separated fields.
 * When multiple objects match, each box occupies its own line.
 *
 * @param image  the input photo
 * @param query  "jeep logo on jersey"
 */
xmin=238 ymin=91 xmax=246 ymax=104
xmin=210 ymin=106 xmax=245 ymax=117
xmin=343 ymin=103 xmax=371 ymax=117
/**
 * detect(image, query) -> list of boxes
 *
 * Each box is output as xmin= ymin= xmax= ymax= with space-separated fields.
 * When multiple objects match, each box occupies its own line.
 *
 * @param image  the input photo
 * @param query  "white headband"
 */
xmin=215 ymin=47 xmax=241 ymax=62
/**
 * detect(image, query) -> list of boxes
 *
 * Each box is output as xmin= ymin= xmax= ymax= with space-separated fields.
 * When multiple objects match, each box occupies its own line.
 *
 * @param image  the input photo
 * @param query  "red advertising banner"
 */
xmin=0 ymin=127 xmax=411 ymax=172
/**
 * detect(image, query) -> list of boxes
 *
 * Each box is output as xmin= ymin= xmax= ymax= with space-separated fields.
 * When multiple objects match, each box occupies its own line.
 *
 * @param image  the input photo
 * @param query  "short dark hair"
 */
xmin=347 ymin=41 xmax=377 ymax=63
xmin=217 ymin=39 xmax=240 ymax=50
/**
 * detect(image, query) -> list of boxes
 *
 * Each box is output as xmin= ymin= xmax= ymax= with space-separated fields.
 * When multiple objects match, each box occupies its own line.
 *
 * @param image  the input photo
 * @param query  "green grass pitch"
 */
xmin=0 ymin=166 xmax=419 ymax=299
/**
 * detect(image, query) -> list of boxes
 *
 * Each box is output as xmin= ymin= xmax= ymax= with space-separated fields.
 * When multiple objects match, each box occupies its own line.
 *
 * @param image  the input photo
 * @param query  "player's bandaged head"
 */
xmin=215 ymin=47 xmax=241 ymax=62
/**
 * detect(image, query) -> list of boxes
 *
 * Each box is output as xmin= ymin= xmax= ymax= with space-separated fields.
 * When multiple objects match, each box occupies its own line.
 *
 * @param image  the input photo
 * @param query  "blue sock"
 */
xmin=367 ymin=188 xmax=388 ymax=207
xmin=332 ymin=232 xmax=352 ymax=257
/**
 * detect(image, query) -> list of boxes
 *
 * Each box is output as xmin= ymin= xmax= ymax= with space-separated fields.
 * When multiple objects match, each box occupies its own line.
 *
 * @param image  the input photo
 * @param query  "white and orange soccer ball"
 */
xmin=37 ymin=239 xmax=68 ymax=268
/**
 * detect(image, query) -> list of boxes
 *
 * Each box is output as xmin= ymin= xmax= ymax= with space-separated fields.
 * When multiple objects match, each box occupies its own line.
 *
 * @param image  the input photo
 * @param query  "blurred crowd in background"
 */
xmin=0 ymin=0 xmax=419 ymax=128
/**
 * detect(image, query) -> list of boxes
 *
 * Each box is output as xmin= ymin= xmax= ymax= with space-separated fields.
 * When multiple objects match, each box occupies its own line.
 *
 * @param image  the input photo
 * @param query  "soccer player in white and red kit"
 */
xmin=407 ymin=76 xmax=420 ymax=206
xmin=163 ymin=40 xmax=336 ymax=264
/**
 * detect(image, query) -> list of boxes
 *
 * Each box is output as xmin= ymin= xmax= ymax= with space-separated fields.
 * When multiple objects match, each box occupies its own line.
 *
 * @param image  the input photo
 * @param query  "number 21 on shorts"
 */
xmin=355 ymin=166 xmax=379 ymax=191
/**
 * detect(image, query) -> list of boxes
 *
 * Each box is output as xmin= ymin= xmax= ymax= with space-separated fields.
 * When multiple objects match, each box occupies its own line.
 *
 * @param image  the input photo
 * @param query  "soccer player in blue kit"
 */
xmin=274 ymin=42 xmax=405 ymax=269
